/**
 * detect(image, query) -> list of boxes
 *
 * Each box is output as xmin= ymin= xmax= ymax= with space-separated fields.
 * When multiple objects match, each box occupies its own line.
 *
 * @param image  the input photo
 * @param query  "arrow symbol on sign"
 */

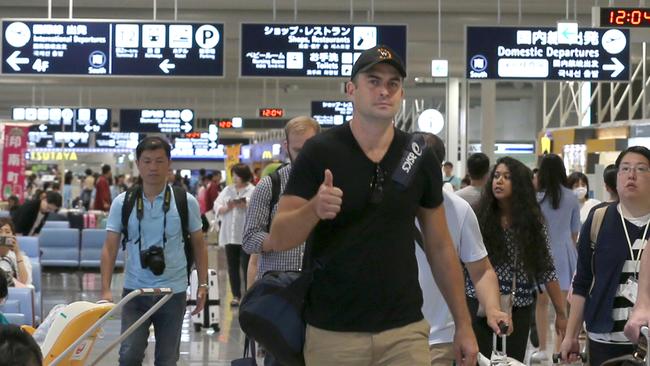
xmin=159 ymin=59 xmax=176 ymax=74
xmin=38 ymin=124 xmax=47 ymax=132
xmin=6 ymin=51 xmax=29 ymax=71
xmin=561 ymin=29 xmax=576 ymax=40
xmin=603 ymin=57 xmax=624 ymax=78
xmin=181 ymin=123 xmax=192 ymax=133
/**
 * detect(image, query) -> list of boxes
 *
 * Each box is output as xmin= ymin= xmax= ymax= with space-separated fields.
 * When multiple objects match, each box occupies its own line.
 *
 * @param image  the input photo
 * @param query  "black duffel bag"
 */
xmin=239 ymin=270 xmax=311 ymax=366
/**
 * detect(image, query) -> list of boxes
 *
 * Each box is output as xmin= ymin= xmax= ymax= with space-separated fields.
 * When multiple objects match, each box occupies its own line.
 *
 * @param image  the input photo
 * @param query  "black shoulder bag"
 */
xmin=238 ymin=133 xmax=427 ymax=366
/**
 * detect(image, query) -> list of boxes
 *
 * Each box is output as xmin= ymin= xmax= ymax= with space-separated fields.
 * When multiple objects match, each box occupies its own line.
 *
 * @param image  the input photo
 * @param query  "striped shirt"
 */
xmin=242 ymin=165 xmax=304 ymax=279
xmin=588 ymin=206 xmax=650 ymax=344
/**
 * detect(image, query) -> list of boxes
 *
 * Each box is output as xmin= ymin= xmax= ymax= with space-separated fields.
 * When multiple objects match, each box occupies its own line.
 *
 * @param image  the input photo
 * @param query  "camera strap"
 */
xmin=135 ymin=185 xmax=172 ymax=255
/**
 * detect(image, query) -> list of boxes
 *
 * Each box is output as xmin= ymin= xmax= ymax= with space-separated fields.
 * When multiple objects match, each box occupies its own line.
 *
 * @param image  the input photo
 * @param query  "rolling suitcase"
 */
xmin=478 ymin=323 xmax=525 ymax=366
xmin=188 ymin=268 xmax=220 ymax=332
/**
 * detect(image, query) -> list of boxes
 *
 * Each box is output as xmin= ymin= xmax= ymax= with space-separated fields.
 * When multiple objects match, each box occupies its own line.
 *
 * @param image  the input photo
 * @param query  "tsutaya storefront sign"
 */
xmin=466 ymin=26 xmax=630 ymax=81
xmin=29 ymin=151 xmax=78 ymax=161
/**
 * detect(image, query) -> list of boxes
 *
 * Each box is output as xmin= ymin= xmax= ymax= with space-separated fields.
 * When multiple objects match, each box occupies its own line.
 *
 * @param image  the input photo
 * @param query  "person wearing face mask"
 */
xmin=567 ymin=172 xmax=601 ymax=225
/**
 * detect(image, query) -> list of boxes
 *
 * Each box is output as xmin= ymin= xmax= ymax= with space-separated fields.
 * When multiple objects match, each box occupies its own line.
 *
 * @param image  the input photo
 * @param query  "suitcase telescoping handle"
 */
xmin=492 ymin=321 xmax=510 ymax=356
xmin=552 ymin=351 xmax=588 ymax=364
xmin=498 ymin=321 xmax=509 ymax=335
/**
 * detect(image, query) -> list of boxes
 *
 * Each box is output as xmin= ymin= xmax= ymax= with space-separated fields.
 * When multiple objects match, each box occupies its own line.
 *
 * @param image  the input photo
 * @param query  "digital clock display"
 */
xmin=600 ymin=7 xmax=650 ymax=27
xmin=259 ymin=108 xmax=284 ymax=118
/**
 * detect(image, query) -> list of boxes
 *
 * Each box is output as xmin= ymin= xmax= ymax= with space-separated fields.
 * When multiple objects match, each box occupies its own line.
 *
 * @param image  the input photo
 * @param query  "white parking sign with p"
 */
xmin=196 ymin=25 xmax=220 ymax=49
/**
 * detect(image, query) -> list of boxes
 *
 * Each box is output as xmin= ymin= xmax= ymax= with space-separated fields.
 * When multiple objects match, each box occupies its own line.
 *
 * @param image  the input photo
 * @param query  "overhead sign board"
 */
xmin=95 ymin=132 xmax=142 ymax=149
xmin=14 ymin=107 xmax=111 ymax=132
xmin=120 ymin=109 xmax=194 ymax=133
xmin=28 ymin=131 xmax=90 ymax=148
xmin=2 ymin=20 xmax=224 ymax=76
xmin=311 ymin=101 xmax=353 ymax=126
xmin=240 ymin=23 xmax=406 ymax=77
xmin=466 ymin=26 xmax=630 ymax=81
xmin=170 ymin=129 xmax=223 ymax=160
xmin=600 ymin=7 xmax=650 ymax=28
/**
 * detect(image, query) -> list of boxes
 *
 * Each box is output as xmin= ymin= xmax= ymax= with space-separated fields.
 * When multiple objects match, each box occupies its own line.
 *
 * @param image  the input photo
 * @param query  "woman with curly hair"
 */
xmin=466 ymin=157 xmax=567 ymax=361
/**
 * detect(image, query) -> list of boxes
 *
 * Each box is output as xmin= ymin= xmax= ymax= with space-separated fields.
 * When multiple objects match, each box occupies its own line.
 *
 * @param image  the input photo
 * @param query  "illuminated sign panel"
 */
xmin=120 ymin=109 xmax=194 ymax=133
xmin=240 ymin=23 xmax=406 ymax=77
xmin=95 ymin=132 xmax=142 ymax=149
xmin=600 ymin=8 xmax=650 ymax=27
xmin=2 ymin=20 xmax=224 ymax=76
xmin=28 ymin=131 xmax=90 ymax=148
xmin=466 ymin=26 xmax=630 ymax=81
xmin=15 ymin=107 xmax=111 ymax=132
xmin=311 ymin=101 xmax=353 ymax=126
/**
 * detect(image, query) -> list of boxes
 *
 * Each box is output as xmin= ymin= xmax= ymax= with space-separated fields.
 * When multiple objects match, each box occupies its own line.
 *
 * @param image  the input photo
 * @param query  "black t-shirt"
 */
xmin=284 ymin=123 xmax=443 ymax=332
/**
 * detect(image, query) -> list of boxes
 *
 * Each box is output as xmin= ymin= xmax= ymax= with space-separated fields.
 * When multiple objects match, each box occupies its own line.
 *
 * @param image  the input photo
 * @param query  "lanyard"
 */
xmin=619 ymin=207 xmax=650 ymax=279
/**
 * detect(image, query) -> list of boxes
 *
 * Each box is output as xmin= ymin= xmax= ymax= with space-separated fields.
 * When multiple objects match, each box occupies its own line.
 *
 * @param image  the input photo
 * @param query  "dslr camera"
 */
xmin=140 ymin=245 xmax=165 ymax=276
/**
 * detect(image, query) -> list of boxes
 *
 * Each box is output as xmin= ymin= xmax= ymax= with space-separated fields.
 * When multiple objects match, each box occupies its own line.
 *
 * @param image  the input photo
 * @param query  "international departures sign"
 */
xmin=466 ymin=26 xmax=630 ymax=81
xmin=1 ymin=20 xmax=224 ymax=76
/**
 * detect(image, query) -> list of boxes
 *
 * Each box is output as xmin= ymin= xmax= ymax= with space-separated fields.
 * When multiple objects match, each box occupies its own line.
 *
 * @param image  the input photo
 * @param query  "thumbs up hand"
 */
xmin=314 ymin=169 xmax=343 ymax=220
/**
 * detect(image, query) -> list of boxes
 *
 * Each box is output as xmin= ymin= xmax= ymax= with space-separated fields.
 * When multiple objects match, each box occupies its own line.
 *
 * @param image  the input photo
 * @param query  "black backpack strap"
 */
xmin=121 ymin=186 xmax=140 ymax=251
xmin=172 ymin=186 xmax=193 ymax=279
xmin=414 ymin=225 xmax=424 ymax=250
xmin=266 ymin=170 xmax=282 ymax=232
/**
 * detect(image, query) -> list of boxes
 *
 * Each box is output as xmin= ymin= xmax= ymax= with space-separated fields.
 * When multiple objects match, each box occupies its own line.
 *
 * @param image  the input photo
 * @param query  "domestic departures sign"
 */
xmin=466 ymin=26 xmax=630 ymax=81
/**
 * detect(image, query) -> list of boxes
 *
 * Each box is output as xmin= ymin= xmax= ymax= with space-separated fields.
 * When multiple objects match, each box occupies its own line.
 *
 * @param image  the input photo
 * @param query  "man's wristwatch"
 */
xmin=198 ymin=283 xmax=209 ymax=290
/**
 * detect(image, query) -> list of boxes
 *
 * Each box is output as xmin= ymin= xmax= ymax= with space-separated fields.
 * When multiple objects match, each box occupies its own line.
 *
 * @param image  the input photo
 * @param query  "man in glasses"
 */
xmin=265 ymin=45 xmax=478 ymax=365
xmin=561 ymin=146 xmax=650 ymax=365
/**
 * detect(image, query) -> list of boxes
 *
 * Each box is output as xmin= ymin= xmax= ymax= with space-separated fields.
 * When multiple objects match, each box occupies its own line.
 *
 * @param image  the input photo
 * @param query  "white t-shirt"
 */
xmin=416 ymin=191 xmax=488 ymax=345
xmin=579 ymin=198 xmax=601 ymax=225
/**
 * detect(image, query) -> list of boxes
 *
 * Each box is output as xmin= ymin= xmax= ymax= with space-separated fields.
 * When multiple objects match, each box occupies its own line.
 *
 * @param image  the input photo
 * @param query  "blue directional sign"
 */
xmin=120 ymin=109 xmax=194 ymax=133
xmin=2 ymin=20 xmax=223 ymax=76
xmin=311 ymin=101 xmax=353 ymax=126
xmin=14 ymin=107 xmax=111 ymax=132
xmin=466 ymin=26 xmax=630 ymax=81
xmin=240 ymin=23 xmax=406 ymax=77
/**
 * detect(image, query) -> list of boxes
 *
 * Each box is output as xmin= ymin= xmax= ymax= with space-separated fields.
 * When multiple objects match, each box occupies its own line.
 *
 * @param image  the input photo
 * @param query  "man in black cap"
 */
xmin=265 ymin=45 xmax=478 ymax=365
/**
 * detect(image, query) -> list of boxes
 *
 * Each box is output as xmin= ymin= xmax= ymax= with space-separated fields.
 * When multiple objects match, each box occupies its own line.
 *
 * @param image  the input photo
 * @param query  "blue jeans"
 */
xmin=118 ymin=289 xmax=187 ymax=366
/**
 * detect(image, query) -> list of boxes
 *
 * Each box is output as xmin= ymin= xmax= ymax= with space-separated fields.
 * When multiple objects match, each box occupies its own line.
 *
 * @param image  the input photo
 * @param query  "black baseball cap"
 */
xmin=350 ymin=45 xmax=406 ymax=80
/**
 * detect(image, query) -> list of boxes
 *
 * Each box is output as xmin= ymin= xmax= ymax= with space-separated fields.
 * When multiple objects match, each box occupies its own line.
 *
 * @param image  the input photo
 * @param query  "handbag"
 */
xmin=477 ymin=252 xmax=517 ymax=317
xmin=231 ymin=337 xmax=257 ymax=366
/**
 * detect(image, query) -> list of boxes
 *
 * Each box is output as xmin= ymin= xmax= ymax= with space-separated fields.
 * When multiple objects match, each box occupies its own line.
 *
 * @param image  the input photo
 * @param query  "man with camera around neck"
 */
xmin=100 ymin=136 xmax=208 ymax=366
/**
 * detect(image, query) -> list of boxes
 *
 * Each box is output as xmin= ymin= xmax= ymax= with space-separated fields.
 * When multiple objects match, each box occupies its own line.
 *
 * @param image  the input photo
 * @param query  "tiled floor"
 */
xmin=41 ymin=245 xmax=250 ymax=365
xmin=40 ymin=244 xmax=568 ymax=365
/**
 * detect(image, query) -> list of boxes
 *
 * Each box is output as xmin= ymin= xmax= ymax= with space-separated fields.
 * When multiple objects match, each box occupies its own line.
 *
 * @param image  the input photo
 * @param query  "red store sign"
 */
xmin=2 ymin=125 xmax=28 ymax=201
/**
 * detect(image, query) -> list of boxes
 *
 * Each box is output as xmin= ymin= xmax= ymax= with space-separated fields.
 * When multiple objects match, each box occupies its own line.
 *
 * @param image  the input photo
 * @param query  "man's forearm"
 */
xmin=467 ymin=259 xmax=501 ymax=313
xmin=191 ymin=233 xmax=209 ymax=283
xmin=267 ymin=200 xmax=319 ymax=251
xmin=428 ymin=241 xmax=473 ymax=328
xmin=100 ymin=245 xmax=117 ymax=292
xmin=566 ymin=294 xmax=586 ymax=338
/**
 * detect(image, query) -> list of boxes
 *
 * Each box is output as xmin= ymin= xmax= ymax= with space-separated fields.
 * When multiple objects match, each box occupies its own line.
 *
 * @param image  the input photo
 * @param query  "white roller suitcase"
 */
xmin=188 ymin=269 xmax=220 ymax=332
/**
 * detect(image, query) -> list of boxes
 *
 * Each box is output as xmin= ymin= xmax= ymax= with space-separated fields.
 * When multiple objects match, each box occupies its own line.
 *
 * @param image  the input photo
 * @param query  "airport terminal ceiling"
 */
xmin=0 ymin=0 xmax=646 ymax=126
